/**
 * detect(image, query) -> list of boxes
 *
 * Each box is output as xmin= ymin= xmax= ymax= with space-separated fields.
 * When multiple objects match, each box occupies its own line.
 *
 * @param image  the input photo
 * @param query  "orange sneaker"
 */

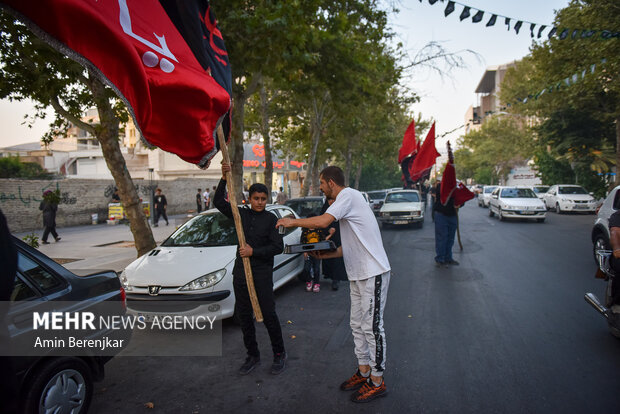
xmin=350 ymin=378 xmax=387 ymax=403
xmin=339 ymin=370 xmax=369 ymax=391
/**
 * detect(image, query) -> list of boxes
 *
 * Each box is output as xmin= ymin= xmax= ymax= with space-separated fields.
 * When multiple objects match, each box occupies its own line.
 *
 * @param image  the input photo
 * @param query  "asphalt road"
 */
xmin=91 ymin=202 xmax=620 ymax=413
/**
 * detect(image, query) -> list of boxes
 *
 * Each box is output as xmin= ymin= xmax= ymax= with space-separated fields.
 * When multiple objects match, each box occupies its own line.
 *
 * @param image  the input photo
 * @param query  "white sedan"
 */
xmin=477 ymin=185 xmax=498 ymax=207
xmin=378 ymin=190 xmax=424 ymax=227
xmin=120 ymin=205 xmax=304 ymax=320
xmin=542 ymin=184 xmax=597 ymax=213
xmin=488 ymin=186 xmax=547 ymax=222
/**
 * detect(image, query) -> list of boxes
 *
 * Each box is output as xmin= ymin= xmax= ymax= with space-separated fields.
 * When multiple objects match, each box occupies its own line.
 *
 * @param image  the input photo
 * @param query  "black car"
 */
xmin=284 ymin=196 xmax=325 ymax=218
xmin=4 ymin=237 xmax=127 ymax=414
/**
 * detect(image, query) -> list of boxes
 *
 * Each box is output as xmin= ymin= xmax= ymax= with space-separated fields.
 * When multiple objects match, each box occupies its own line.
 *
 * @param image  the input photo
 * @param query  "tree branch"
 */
xmin=50 ymin=96 xmax=96 ymax=134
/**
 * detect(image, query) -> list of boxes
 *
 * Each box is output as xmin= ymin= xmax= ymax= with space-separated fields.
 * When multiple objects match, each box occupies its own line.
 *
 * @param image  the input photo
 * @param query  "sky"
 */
xmin=0 ymin=0 xmax=571 ymax=150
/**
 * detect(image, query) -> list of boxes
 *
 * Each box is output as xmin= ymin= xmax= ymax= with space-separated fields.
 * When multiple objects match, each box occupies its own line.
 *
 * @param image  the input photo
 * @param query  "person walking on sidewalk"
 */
xmin=196 ymin=188 xmax=202 ymax=213
xmin=153 ymin=188 xmax=169 ymax=227
xmin=276 ymin=165 xmax=390 ymax=403
xmin=214 ymin=162 xmax=287 ymax=376
xmin=39 ymin=190 xmax=61 ymax=244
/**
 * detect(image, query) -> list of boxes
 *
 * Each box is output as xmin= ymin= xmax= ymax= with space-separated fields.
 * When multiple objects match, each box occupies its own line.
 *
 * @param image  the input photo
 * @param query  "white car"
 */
xmin=477 ymin=185 xmax=498 ymax=207
xmin=591 ymin=185 xmax=620 ymax=261
xmin=488 ymin=186 xmax=547 ymax=222
xmin=378 ymin=190 xmax=424 ymax=227
xmin=531 ymin=185 xmax=550 ymax=199
xmin=120 ymin=205 xmax=304 ymax=320
xmin=542 ymin=184 xmax=597 ymax=213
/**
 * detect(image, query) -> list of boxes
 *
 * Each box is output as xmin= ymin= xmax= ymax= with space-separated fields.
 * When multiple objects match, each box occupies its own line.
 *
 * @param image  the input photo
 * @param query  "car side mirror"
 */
xmin=589 ymin=192 xmax=594 ymax=196
xmin=492 ymin=194 xmax=498 ymax=199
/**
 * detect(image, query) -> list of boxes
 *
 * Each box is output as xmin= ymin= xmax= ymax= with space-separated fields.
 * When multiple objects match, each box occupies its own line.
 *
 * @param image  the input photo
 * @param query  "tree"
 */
xmin=0 ymin=14 xmax=156 ymax=256
xmin=0 ymin=156 xmax=52 ymax=179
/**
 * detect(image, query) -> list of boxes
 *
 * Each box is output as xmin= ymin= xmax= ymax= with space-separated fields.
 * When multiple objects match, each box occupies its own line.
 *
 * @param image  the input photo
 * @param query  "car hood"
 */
xmin=500 ymin=198 xmax=546 ymax=208
xmin=558 ymin=194 xmax=594 ymax=201
xmin=380 ymin=202 xmax=422 ymax=212
xmin=124 ymin=245 xmax=236 ymax=287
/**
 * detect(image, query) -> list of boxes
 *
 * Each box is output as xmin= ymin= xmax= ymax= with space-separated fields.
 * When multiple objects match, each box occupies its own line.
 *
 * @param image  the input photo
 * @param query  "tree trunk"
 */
xmin=231 ymin=92 xmax=246 ymax=201
xmin=354 ymin=160 xmax=363 ymax=189
xmin=88 ymin=75 xmax=156 ymax=257
xmin=310 ymin=159 xmax=320 ymax=195
xmin=301 ymin=127 xmax=320 ymax=196
xmin=259 ymin=83 xmax=273 ymax=202
xmin=344 ymin=137 xmax=353 ymax=187
xmin=616 ymin=115 xmax=620 ymax=187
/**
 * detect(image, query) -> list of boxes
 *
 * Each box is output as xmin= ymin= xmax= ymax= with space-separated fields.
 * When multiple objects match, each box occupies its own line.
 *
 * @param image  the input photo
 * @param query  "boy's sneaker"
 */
xmin=312 ymin=283 xmax=320 ymax=293
xmin=351 ymin=378 xmax=387 ymax=403
xmin=271 ymin=351 xmax=287 ymax=375
xmin=339 ymin=370 xmax=368 ymax=391
xmin=41 ymin=241 xmax=50 ymax=245
xmin=305 ymin=282 xmax=313 ymax=292
xmin=238 ymin=355 xmax=260 ymax=375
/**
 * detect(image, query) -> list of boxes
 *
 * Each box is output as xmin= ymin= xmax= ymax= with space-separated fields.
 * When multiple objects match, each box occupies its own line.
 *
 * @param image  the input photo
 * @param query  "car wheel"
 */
xmin=498 ymin=209 xmax=504 ymax=221
xmin=488 ymin=207 xmax=494 ymax=217
xmin=23 ymin=357 xmax=93 ymax=414
xmin=592 ymin=233 xmax=610 ymax=264
xmin=556 ymin=203 xmax=562 ymax=214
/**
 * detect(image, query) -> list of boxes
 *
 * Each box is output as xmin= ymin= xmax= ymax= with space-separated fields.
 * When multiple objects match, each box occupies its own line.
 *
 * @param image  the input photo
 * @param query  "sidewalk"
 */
xmin=13 ymin=214 xmax=192 ymax=273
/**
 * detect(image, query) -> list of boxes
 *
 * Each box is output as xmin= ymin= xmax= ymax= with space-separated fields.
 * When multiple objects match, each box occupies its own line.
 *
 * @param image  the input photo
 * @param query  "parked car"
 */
xmin=477 ymin=185 xmax=498 ymax=207
xmin=284 ymin=196 xmax=325 ymax=218
xmin=7 ymin=236 xmax=127 ymax=414
xmin=531 ymin=185 xmax=550 ymax=199
xmin=542 ymin=184 xmax=597 ymax=213
xmin=591 ymin=185 xmax=620 ymax=262
xmin=488 ymin=186 xmax=547 ymax=222
xmin=378 ymin=190 xmax=424 ymax=228
xmin=367 ymin=190 xmax=387 ymax=216
xmin=121 ymin=205 xmax=305 ymax=320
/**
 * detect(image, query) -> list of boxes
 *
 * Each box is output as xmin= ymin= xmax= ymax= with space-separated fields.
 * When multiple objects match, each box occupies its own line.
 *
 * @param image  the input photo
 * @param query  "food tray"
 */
xmin=284 ymin=240 xmax=336 ymax=254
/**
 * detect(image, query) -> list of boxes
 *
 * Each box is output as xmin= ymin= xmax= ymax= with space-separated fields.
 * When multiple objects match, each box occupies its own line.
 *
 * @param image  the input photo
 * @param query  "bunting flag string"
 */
xmin=421 ymin=0 xmax=620 ymax=41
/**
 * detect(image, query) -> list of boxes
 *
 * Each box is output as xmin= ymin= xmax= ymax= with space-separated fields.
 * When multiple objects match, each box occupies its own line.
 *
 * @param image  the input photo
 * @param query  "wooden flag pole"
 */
xmin=456 ymin=208 xmax=463 ymax=250
xmin=216 ymin=126 xmax=263 ymax=322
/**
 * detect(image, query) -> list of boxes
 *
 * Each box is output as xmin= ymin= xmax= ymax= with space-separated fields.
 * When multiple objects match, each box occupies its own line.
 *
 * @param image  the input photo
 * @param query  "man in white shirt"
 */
xmin=203 ymin=189 xmax=210 ymax=210
xmin=276 ymin=166 xmax=390 ymax=403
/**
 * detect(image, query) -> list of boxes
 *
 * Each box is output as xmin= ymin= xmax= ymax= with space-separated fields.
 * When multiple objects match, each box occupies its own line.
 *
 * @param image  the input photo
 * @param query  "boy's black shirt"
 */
xmin=214 ymin=179 xmax=283 ymax=278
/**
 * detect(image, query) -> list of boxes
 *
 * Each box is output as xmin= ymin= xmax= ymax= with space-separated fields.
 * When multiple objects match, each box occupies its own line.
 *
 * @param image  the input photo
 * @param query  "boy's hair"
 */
xmin=249 ymin=183 xmax=269 ymax=197
xmin=156 ymin=188 xmax=162 ymax=193
xmin=320 ymin=166 xmax=345 ymax=187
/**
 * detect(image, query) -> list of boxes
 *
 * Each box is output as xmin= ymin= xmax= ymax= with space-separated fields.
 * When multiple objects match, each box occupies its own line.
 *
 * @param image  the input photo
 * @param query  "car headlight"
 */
xmin=119 ymin=270 xmax=133 ymax=291
xmin=179 ymin=269 xmax=227 ymax=291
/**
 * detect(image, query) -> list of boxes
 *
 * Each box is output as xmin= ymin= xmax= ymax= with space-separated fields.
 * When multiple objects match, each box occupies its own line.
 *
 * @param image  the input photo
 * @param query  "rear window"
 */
xmin=484 ymin=186 xmax=497 ymax=194
xmin=367 ymin=191 xmax=386 ymax=200
xmin=162 ymin=212 xmax=237 ymax=247
xmin=385 ymin=192 xmax=420 ymax=203
xmin=18 ymin=252 xmax=62 ymax=292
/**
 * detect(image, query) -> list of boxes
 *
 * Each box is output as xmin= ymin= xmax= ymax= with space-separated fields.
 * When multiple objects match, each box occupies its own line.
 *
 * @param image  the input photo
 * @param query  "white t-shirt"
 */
xmin=326 ymin=187 xmax=391 ymax=280
xmin=203 ymin=191 xmax=209 ymax=203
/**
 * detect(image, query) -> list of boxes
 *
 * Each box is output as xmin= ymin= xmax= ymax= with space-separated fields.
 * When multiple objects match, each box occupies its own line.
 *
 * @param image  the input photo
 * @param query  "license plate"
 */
xmin=393 ymin=220 xmax=408 ymax=225
xmin=574 ymin=205 xmax=588 ymax=209
xmin=520 ymin=211 xmax=535 ymax=215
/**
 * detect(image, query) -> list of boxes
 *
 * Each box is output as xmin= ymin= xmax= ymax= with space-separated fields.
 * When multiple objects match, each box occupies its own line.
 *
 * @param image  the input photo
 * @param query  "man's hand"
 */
xmin=239 ymin=244 xmax=253 ymax=257
xmin=276 ymin=217 xmax=296 ymax=230
xmin=221 ymin=162 xmax=231 ymax=179
xmin=309 ymin=245 xmax=343 ymax=260
xmin=325 ymin=227 xmax=336 ymax=240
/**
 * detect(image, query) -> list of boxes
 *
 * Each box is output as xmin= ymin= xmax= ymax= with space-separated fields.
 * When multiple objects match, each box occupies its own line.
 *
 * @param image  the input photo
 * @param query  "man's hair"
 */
xmin=212 ymin=186 xmax=216 ymax=190
xmin=249 ymin=183 xmax=269 ymax=197
xmin=320 ymin=166 xmax=345 ymax=187
xmin=156 ymin=188 xmax=161 ymax=192
xmin=279 ymin=187 xmax=283 ymax=191
xmin=198 ymin=188 xmax=201 ymax=192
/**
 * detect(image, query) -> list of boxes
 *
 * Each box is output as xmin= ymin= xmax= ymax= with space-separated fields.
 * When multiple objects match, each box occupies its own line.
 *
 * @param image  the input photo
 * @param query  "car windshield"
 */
xmin=500 ymin=188 xmax=537 ymax=198
xmin=533 ymin=186 xmax=550 ymax=194
xmin=367 ymin=191 xmax=387 ymax=200
xmin=285 ymin=199 xmax=324 ymax=218
xmin=484 ymin=186 xmax=497 ymax=194
xmin=385 ymin=192 xmax=420 ymax=203
xmin=558 ymin=186 xmax=588 ymax=195
xmin=162 ymin=213 xmax=237 ymax=247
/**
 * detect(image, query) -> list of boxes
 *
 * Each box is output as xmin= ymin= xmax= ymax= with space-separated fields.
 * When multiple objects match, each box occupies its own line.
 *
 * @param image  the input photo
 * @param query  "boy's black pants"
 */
xmin=233 ymin=270 xmax=285 ymax=357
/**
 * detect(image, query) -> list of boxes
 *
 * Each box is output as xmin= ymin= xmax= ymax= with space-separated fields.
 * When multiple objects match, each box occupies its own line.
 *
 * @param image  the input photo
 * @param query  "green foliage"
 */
xmin=532 ymin=150 xmax=574 ymax=185
xmin=43 ymin=189 xmax=61 ymax=205
xmin=22 ymin=233 xmax=39 ymax=248
xmin=358 ymin=160 xmax=401 ymax=191
xmin=0 ymin=156 xmax=52 ymax=178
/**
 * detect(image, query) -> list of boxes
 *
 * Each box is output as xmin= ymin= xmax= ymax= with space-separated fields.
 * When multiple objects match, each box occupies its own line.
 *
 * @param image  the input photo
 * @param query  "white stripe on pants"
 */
xmin=349 ymin=271 xmax=390 ymax=377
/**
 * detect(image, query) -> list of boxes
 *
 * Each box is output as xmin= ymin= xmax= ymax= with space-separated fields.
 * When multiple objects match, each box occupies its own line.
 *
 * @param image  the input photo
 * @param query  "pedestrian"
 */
xmin=111 ymin=188 xmax=121 ymax=202
xmin=208 ymin=185 xmax=216 ymax=209
xmin=214 ymin=162 xmax=287 ymax=376
xmin=276 ymin=165 xmax=390 ymax=403
xmin=433 ymin=180 xmax=460 ymax=267
xmin=276 ymin=186 xmax=288 ymax=205
xmin=153 ymin=188 xmax=169 ymax=227
xmin=300 ymin=218 xmax=322 ymax=292
xmin=39 ymin=190 xmax=61 ymax=244
xmin=203 ymin=188 xmax=210 ymax=210
xmin=196 ymin=188 xmax=202 ymax=213
xmin=319 ymin=198 xmax=348 ymax=291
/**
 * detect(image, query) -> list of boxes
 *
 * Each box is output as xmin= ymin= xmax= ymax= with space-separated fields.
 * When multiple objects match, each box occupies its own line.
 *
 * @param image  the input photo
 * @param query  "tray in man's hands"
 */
xmin=284 ymin=240 xmax=336 ymax=254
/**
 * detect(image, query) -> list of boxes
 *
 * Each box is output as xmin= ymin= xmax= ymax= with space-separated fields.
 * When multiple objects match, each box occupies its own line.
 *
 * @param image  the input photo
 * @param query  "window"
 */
xmin=558 ymin=186 xmax=588 ymax=195
xmin=10 ymin=275 xmax=37 ymax=301
xmin=385 ymin=192 xmax=420 ymax=203
xmin=162 ymin=212 xmax=238 ymax=247
xmin=500 ymin=188 xmax=537 ymax=198
xmin=612 ymin=190 xmax=620 ymax=210
xmin=18 ymin=252 xmax=62 ymax=292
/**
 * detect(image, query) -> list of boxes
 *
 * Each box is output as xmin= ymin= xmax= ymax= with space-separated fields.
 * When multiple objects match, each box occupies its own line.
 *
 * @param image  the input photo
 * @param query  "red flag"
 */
xmin=440 ymin=141 xmax=475 ymax=206
xmin=3 ymin=0 xmax=231 ymax=168
xmin=398 ymin=119 xmax=417 ymax=163
xmin=454 ymin=182 xmax=475 ymax=206
xmin=410 ymin=122 xmax=440 ymax=182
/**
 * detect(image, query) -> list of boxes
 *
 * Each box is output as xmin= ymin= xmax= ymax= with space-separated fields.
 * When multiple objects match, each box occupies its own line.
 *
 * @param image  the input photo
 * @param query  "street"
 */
xmin=87 ymin=202 xmax=620 ymax=413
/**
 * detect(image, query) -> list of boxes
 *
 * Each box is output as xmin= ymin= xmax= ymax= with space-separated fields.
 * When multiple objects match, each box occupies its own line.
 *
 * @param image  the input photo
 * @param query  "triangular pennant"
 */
xmin=572 ymin=29 xmax=579 ymax=39
xmin=460 ymin=6 xmax=471 ymax=21
xmin=429 ymin=0 xmax=439 ymax=5
xmin=590 ymin=64 xmax=596 ymax=73
xmin=548 ymin=27 xmax=557 ymax=38
xmin=582 ymin=30 xmax=596 ymax=38
xmin=530 ymin=23 xmax=536 ymax=38
xmin=472 ymin=10 xmax=484 ymax=23
xmin=581 ymin=69 xmax=587 ymax=78
xmin=560 ymin=29 xmax=569 ymax=39
xmin=514 ymin=21 xmax=523 ymax=34
xmin=486 ymin=14 xmax=497 ymax=27
xmin=505 ymin=17 xmax=511 ymax=31
xmin=572 ymin=74 xmax=578 ymax=83
xmin=444 ymin=1 xmax=455 ymax=17
xmin=537 ymin=25 xmax=546 ymax=38
xmin=564 ymin=77 xmax=570 ymax=86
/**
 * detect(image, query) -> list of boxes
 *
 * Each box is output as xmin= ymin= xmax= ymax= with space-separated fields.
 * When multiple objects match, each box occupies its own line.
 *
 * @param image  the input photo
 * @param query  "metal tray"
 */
xmin=284 ymin=240 xmax=336 ymax=254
